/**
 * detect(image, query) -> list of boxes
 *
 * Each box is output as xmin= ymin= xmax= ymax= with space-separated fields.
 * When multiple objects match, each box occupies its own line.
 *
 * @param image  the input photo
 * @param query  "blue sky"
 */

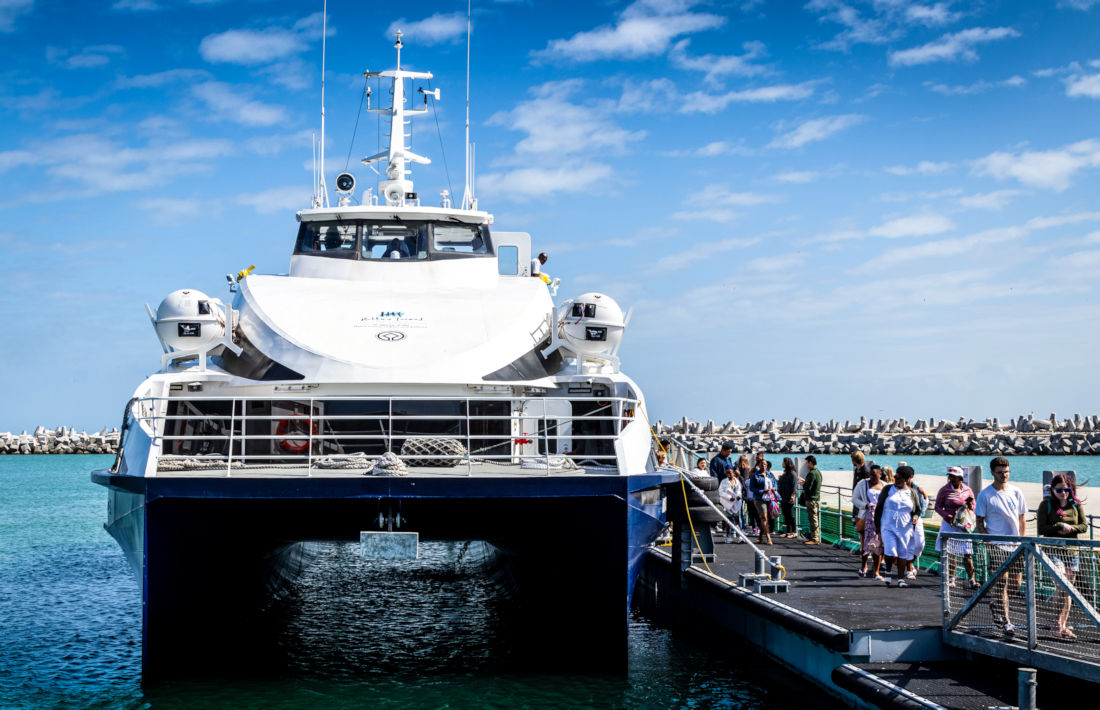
xmin=2 ymin=0 xmax=1100 ymax=431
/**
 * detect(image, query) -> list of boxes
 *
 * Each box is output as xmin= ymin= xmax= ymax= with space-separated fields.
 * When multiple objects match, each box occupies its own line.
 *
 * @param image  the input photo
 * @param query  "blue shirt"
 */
xmin=709 ymin=454 xmax=732 ymax=480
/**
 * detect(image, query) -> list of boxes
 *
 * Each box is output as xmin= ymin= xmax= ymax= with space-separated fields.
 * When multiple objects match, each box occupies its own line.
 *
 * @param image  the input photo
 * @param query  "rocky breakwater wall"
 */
xmin=656 ymin=413 xmax=1100 ymax=456
xmin=0 ymin=426 xmax=120 ymax=454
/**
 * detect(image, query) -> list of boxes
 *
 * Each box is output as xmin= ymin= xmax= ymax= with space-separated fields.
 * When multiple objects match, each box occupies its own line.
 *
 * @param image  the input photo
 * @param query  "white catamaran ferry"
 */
xmin=92 ymin=32 xmax=679 ymax=675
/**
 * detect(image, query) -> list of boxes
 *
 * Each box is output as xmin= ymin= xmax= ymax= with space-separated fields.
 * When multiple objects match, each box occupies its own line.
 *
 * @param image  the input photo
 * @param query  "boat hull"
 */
xmin=93 ymin=470 xmax=673 ymax=676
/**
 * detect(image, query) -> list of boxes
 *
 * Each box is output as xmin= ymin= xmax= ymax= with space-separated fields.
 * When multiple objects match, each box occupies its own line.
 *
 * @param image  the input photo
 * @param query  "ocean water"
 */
xmin=0 ymin=455 xmax=824 ymax=710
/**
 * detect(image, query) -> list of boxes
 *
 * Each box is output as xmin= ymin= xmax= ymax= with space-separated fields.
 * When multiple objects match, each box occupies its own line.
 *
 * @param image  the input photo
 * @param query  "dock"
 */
xmin=637 ymin=489 xmax=1100 ymax=710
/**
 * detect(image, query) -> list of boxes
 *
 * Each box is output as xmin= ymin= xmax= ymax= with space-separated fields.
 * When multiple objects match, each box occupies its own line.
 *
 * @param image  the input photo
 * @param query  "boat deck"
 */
xmin=704 ymin=534 xmax=941 ymax=630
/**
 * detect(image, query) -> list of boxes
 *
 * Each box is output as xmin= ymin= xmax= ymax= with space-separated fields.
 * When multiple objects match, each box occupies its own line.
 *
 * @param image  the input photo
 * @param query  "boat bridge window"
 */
xmin=294 ymin=220 xmax=493 ymax=261
xmin=296 ymin=223 xmax=358 ymax=258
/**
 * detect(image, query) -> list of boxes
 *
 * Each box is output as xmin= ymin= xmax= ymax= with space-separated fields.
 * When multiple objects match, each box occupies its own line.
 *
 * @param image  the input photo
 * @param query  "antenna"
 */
xmin=461 ymin=0 xmax=473 ymax=211
xmin=315 ymin=0 xmax=329 ymax=208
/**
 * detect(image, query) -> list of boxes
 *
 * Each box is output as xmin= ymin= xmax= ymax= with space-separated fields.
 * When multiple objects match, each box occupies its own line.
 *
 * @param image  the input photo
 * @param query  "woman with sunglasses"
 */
xmin=1036 ymin=474 xmax=1088 ymax=639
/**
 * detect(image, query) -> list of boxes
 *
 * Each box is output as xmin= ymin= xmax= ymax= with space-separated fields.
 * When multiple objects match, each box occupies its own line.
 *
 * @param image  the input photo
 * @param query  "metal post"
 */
xmin=755 ymin=552 xmax=767 ymax=576
xmin=1017 ymin=667 xmax=1037 ymax=710
xmin=308 ymin=398 xmax=314 ymax=476
xmin=1025 ymin=549 xmax=1037 ymax=650
xmin=465 ymin=398 xmax=472 ymax=476
xmin=770 ymin=556 xmax=782 ymax=580
xmin=227 ymin=398 xmax=236 ymax=477
xmin=837 ymin=487 xmax=844 ymax=547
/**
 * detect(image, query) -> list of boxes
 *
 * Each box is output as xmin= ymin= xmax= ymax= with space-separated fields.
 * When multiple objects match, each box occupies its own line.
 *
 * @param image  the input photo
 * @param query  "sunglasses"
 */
xmin=1054 ymin=487 xmax=1072 ymax=494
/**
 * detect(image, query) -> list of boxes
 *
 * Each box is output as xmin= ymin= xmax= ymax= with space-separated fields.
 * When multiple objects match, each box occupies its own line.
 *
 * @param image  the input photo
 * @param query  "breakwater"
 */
xmin=656 ymin=413 xmax=1100 ymax=456
xmin=0 ymin=426 xmax=120 ymax=454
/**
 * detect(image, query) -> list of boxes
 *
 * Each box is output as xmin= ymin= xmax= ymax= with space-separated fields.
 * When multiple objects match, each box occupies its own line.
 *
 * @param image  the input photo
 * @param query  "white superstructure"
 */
xmin=122 ymin=34 xmax=655 ymax=479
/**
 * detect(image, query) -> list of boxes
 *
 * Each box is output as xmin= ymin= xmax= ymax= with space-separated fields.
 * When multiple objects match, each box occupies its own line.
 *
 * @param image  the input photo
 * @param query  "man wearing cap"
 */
xmin=935 ymin=466 xmax=977 ymax=588
xmin=975 ymin=456 xmax=1027 ymax=636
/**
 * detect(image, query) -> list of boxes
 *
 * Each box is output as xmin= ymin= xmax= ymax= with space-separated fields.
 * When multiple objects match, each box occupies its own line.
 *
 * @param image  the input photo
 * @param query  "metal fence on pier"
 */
xmin=941 ymin=533 xmax=1100 ymax=682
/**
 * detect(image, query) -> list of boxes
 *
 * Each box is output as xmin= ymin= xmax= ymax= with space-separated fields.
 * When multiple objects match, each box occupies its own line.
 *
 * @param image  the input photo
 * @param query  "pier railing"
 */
xmin=941 ymin=532 xmax=1100 ymax=681
xmin=130 ymin=395 xmax=641 ymax=476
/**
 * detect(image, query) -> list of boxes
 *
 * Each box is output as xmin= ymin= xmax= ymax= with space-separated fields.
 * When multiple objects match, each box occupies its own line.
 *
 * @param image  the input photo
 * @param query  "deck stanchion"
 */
xmin=1025 ymin=551 xmax=1037 ymax=650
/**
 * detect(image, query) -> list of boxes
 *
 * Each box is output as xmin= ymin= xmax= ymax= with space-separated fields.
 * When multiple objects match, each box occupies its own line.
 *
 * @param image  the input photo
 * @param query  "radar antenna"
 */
xmin=362 ymin=31 xmax=435 ymax=207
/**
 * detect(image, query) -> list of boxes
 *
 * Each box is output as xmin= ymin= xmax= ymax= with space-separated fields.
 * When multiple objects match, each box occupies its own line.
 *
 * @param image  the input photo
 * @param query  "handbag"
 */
xmin=951 ymin=506 xmax=976 ymax=533
xmin=855 ymin=517 xmax=866 ymax=533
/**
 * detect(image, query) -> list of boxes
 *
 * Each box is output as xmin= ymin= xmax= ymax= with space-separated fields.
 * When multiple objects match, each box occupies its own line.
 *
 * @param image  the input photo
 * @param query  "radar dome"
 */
xmin=154 ymin=289 xmax=225 ymax=352
xmin=559 ymin=293 xmax=625 ymax=357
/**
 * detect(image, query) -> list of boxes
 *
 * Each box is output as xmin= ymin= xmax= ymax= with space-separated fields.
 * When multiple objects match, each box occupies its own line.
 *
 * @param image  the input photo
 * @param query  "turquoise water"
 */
xmin=708 ymin=453 xmax=1099 ymax=485
xmin=0 ymin=455 xmax=823 ymax=709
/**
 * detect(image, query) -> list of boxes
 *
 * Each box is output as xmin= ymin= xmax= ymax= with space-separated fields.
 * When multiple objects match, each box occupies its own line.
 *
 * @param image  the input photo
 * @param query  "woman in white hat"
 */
xmin=934 ymin=465 xmax=977 ymax=588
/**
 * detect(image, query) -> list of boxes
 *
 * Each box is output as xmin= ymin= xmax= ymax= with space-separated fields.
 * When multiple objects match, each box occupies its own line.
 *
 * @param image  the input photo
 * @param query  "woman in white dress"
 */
xmin=718 ymin=468 xmax=743 ymax=544
xmin=873 ymin=465 xmax=921 ymax=587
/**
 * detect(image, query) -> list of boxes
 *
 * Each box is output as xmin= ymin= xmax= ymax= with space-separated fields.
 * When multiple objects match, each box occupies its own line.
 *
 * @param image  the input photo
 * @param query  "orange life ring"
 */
xmin=275 ymin=416 xmax=317 ymax=453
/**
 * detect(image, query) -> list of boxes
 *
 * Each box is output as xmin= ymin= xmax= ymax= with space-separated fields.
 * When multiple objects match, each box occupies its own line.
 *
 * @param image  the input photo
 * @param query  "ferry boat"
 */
xmin=92 ymin=32 xmax=676 ymax=675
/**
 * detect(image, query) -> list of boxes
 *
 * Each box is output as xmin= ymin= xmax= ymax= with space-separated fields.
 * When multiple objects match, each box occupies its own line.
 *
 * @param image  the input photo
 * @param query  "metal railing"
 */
xmin=133 ymin=395 xmax=639 ymax=476
xmin=941 ymin=532 xmax=1100 ymax=681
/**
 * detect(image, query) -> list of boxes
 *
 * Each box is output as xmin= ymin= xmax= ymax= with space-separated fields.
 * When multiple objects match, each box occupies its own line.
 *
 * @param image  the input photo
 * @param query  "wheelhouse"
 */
xmin=295 ymin=219 xmax=494 ymax=261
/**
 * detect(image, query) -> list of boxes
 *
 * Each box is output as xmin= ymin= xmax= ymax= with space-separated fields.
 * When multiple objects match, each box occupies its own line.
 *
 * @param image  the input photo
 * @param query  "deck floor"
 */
xmin=697 ymin=533 xmax=943 ymax=631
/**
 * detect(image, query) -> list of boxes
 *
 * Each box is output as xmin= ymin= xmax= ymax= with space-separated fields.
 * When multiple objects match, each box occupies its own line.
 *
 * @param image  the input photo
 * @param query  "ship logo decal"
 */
xmin=376 ymin=330 xmax=406 ymax=342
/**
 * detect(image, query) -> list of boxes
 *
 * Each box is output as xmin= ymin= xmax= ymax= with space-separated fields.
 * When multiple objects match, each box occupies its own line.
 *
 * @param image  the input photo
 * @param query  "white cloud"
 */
xmin=1 ymin=133 xmax=233 ymax=194
xmin=905 ymin=3 xmax=962 ymax=27
xmin=1065 ymin=73 xmax=1100 ymax=98
xmin=971 ymin=139 xmax=1100 ymax=191
xmin=136 ymin=197 xmax=203 ymax=220
xmin=113 ymin=0 xmax=159 ymax=10
xmin=387 ymin=12 xmax=465 ymax=45
xmin=807 ymin=0 xmax=893 ymax=50
xmin=885 ymin=160 xmax=954 ymax=176
xmin=685 ymin=184 xmax=782 ymax=207
xmin=957 ymin=189 xmax=1025 ymax=210
xmin=199 ymin=13 xmax=320 ymax=65
xmin=680 ymin=81 xmax=818 ymax=114
xmin=477 ymin=163 xmax=613 ymax=201
xmin=532 ymin=0 xmax=724 ymax=62
xmin=47 ymin=44 xmax=126 ymax=69
xmin=889 ymin=27 xmax=1020 ymax=67
xmin=926 ymin=75 xmax=1026 ymax=95
xmin=487 ymin=81 xmax=644 ymax=157
xmin=615 ymin=78 xmax=678 ymax=113
xmin=853 ymin=211 xmax=1100 ymax=274
xmin=116 ymin=68 xmax=211 ymax=88
xmin=746 ymin=252 xmax=805 ymax=273
xmin=768 ymin=114 xmax=865 ymax=149
xmin=868 ymin=214 xmax=955 ymax=239
xmin=192 ymin=82 xmax=287 ymax=126
xmin=0 ymin=0 xmax=31 ymax=31
xmin=650 ymin=236 xmax=759 ymax=271
xmin=669 ymin=208 xmax=740 ymax=223
xmin=773 ymin=170 xmax=820 ymax=183
xmin=669 ymin=38 xmax=768 ymax=82
xmin=237 ymin=186 xmax=311 ymax=214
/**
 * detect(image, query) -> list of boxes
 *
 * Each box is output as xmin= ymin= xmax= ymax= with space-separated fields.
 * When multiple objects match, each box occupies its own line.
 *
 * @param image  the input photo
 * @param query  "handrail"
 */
xmin=134 ymin=394 xmax=640 ymax=476
xmin=940 ymin=532 xmax=1100 ymax=679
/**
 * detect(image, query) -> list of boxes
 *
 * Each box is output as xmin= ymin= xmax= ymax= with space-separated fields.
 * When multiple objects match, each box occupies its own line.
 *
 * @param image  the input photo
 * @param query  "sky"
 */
xmin=2 ymin=0 xmax=1100 ymax=432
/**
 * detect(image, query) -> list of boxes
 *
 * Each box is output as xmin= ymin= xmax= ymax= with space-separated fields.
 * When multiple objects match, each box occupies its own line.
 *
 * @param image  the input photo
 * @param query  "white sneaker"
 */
xmin=906 ymin=569 xmax=917 ymax=580
xmin=724 ymin=535 xmax=734 ymax=544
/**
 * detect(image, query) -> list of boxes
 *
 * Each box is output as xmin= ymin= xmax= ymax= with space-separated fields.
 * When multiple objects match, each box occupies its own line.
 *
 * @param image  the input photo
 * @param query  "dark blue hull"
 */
xmin=92 ymin=471 xmax=674 ymax=676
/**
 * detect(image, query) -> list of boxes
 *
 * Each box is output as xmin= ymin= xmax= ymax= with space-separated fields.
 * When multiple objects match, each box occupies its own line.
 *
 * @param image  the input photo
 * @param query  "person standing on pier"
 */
xmin=851 ymin=451 xmax=874 ymax=489
xmin=801 ymin=455 xmax=822 ymax=544
xmin=749 ymin=458 xmax=777 ymax=545
xmin=935 ymin=466 xmax=977 ymax=588
xmin=709 ymin=444 xmax=733 ymax=481
xmin=855 ymin=465 xmax=885 ymax=578
xmin=1036 ymin=473 xmax=1087 ymax=639
xmin=778 ymin=458 xmax=799 ymax=538
xmin=874 ymin=465 xmax=921 ymax=587
xmin=719 ymin=467 xmax=743 ymax=544
xmin=975 ymin=457 xmax=1027 ymax=636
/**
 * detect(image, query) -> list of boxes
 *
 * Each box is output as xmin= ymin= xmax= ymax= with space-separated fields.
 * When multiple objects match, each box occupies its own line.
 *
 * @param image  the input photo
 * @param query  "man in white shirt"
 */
xmin=530 ymin=252 xmax=547 ymax=277
xmin=974 ymin=456 xmax=1027 ymax=636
